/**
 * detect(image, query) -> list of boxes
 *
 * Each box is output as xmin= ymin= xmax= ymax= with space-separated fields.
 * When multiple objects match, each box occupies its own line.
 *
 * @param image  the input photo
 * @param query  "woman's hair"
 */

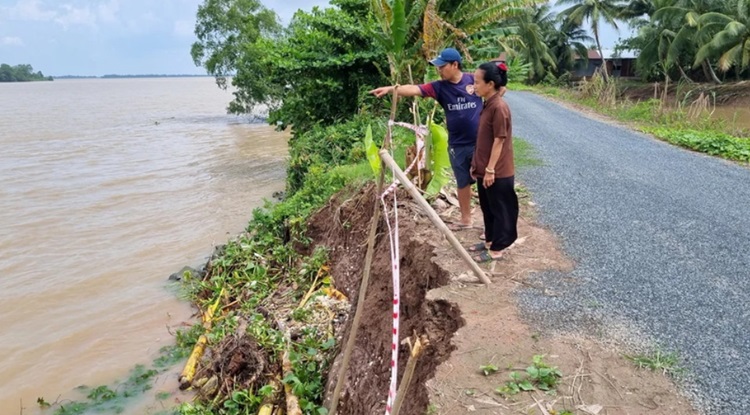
xmin=477 ymin=61 xmax=508 ymax=89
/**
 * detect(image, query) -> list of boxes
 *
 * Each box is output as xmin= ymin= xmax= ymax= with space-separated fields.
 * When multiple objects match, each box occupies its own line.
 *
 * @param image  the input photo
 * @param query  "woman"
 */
xmin=469 ymin=61 xmax=518 ymax=262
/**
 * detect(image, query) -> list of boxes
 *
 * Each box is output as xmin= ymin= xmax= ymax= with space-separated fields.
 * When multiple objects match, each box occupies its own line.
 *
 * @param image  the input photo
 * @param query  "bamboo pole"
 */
xmin=379 ymin=150 xmax=491 ymax=285
xmin=391 ymin=337 xmax=425 ymax=415
xmin=275 ymin=318 xmax=303 ymax=415
xmin=328 ymin=87 xmax=400 ymax=415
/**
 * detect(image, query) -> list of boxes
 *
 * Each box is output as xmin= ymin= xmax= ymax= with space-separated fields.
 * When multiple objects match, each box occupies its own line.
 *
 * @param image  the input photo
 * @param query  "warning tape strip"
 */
xmin=381 ymin=186 xmax=400 ymax=415
xmin=380 ymin=118 xmax=432 ymax=414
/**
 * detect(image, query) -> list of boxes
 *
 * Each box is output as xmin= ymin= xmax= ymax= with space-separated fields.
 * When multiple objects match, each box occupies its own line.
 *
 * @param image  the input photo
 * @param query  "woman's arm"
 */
xmin=483 ymin=136 xmax=504 ymax=188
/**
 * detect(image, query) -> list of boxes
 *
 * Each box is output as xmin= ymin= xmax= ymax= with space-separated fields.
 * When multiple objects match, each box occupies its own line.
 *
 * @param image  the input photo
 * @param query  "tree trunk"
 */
xmin=594 ymin=26 xmax=609 ymax=82
xmin=702 ymin=60 xmax=721 ymax=84
xmin=675 ymin=60 xmax=694 ymax=83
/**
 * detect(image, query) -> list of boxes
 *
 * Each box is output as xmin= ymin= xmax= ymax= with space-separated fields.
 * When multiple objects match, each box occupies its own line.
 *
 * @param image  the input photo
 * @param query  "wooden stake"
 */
xmin=391 ymin=337 xmax=426 ymax=415
xmin=379 ymin=150 xmax=491 ymax=285
xmin=328 ymin=87 xmax=401 ymax=415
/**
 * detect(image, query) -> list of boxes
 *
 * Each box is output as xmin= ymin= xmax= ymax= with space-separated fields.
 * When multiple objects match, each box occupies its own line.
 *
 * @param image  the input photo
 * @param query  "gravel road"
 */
xmin=508 ymin=91 xmax=750 ymax=414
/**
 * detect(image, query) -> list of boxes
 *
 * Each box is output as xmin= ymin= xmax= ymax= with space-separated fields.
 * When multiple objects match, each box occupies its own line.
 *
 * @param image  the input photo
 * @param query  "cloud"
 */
xmin=4 ymin=0 xmax=56 ymax=21
xmin=173 ymin=19 xmax=194 ymax=38
xmin=0 ymin=0 xmax=337 ymax=75
xmin=1 ymin=36 xmax=24 ymax=46
xmin=96 ymin=0 xmax=119 ymax=23
xmin=2 ymin=0 xmax=121 ymax=29
xmin=55 ymin=5 xmax=97 ymax=29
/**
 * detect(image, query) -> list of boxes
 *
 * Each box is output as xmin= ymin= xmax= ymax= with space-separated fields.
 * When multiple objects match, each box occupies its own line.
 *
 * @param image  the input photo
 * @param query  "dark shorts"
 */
xmin=449 ymin=145 xmax=476 ymax=189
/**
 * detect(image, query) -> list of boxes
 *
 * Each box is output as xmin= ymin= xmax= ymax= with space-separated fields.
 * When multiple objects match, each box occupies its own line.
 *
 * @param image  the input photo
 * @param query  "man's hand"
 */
xmin=369 ymin=86 xmax=393 ymax=98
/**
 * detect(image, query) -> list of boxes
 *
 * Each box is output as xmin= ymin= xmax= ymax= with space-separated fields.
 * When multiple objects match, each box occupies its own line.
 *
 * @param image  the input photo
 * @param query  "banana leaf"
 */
xmin=364 ymin=124 xmax=381 ymax=176
xmin=425 ymin=121 xmax=451 ymax=195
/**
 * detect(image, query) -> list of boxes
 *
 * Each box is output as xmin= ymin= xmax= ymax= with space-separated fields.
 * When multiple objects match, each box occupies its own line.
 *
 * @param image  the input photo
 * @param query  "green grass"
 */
xmin=508 ymin=82 xmax=534 ymax=92
xmin=514 ymin=136 xmax=542 ymax=168
xmin=625 ymin=349 xmax=683 ymax=376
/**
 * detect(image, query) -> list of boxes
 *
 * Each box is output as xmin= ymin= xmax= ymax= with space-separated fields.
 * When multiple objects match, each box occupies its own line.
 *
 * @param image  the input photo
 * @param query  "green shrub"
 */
xmin=286 ymin=115 xmax=383 ymax=195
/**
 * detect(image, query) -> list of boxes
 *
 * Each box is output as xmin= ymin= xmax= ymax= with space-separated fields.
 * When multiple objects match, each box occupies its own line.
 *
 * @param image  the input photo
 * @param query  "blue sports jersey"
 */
xmin=419 ymin=73 xmax=482 ymax=147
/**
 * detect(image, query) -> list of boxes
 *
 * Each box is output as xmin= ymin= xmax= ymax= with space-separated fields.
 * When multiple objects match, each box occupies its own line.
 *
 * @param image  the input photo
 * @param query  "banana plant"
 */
xmin=371 ymin=0 xmax=418 ymax=82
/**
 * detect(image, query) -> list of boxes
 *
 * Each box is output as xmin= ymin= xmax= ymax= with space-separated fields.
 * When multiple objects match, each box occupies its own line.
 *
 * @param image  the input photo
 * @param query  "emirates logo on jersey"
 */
xmin=465 ymin=84 xmax=475 ymax=95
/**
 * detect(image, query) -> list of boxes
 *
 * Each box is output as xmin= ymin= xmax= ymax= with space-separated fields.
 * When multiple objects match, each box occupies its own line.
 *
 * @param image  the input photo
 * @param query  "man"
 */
xmin=370 ymin=47 xmax=505 ymax=230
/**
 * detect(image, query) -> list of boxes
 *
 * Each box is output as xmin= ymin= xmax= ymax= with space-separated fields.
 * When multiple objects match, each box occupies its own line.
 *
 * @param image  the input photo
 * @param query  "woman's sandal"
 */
xmin=467 ymin=242 xmax=488 ymax=252
xmin=473 ymin=250 xmax=504 ymax=263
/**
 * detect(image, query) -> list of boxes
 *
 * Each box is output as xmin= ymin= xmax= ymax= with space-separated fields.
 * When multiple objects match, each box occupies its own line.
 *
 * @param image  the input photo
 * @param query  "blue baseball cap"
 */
xmin=430 ymin=48 xmax=462 ymax=66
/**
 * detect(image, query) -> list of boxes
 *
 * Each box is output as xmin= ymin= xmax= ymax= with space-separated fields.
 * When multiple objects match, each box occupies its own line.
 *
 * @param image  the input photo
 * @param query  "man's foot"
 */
xmin=472 ymin=250 xmax=504 ymax=263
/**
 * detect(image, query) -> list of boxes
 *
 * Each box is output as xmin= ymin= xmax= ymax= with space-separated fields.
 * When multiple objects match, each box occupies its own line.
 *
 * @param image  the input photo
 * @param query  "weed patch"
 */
xmin=625 ymin=349 xmax=683 ymax=376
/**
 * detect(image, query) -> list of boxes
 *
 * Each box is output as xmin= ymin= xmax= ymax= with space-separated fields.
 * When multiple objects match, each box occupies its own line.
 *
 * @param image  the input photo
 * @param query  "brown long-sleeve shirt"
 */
xmin=471 ymin=92 xmax=514 ymax=179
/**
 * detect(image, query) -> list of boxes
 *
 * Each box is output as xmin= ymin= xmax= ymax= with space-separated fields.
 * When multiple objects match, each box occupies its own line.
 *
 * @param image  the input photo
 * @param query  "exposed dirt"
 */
xmin=307 ymin=183 xmax=465 ymax=415
xmin=307 ymin=181 xmax=701 ymax=414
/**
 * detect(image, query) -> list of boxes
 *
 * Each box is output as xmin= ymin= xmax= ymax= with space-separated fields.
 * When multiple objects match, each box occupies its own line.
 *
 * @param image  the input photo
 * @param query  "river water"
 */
xmin=0 ymin=78 xmax=288 ymax=414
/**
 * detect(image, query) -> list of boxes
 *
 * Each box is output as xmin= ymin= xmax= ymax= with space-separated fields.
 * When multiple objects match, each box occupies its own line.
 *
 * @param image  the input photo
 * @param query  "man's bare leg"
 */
xmin=457 ymin=185 xmax=472 ymax=226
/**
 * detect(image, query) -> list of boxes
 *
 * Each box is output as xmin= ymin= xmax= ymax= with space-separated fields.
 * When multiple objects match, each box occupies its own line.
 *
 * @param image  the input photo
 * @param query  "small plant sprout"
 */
xmin=495 ymin=355 xmax=563 ymax=396
xmin=480 ymin=364 xmax=499 ymax=376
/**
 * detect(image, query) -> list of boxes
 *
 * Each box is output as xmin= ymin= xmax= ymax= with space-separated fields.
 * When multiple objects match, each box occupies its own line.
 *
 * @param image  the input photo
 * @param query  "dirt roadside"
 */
xmin=423 ymin=188 xmax=699 ymax=415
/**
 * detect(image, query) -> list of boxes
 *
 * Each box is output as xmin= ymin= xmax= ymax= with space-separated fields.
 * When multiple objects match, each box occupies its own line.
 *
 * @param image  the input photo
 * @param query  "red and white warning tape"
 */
xmin=381 ymin=119 xmax=402 ymax=415
xmin=380 ymin=185 xmax=400 ymax=415
xmin=379 ymin=118 xmax=430 ymax=414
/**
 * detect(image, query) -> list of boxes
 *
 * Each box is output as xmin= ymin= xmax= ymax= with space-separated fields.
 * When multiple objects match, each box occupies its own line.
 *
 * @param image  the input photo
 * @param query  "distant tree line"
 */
xmin=0 ymin=64 xmax=53 ymax=82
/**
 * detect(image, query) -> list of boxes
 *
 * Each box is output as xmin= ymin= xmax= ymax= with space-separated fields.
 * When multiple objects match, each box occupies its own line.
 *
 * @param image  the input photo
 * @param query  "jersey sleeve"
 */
xmin=418 ymin=81 xmax=439 ymax=99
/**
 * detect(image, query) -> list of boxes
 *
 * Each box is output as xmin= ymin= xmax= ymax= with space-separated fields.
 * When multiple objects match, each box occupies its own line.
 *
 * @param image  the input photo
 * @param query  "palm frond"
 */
xmin=697 ymin=12 xmax=734 ymax=27
xmin=718 ymin=43 xmax=743 ymax=71
xmin=694 ymin=43 xmax=714 ymax=67
xmin=667 ymin=26 xmax=696 ymax=67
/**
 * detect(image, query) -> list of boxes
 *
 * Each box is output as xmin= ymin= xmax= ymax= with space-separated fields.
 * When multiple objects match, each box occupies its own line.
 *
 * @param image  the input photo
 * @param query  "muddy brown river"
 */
xmin=0 ymin=77 xmax=288 ymax=414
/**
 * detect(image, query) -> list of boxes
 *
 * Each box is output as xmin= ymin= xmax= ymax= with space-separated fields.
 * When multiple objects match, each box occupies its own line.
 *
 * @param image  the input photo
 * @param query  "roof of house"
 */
xmin=602 ymin=49 xmax=639 ymax=59
xmin=575 ymin=49 xmax=639 ymax=60
xmin=573 ymin=50 xmax=603 ymax=60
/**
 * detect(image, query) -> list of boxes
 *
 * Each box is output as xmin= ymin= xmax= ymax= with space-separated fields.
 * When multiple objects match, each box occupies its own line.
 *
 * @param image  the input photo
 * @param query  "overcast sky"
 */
xmin=0 ymin=0 xmax=631 ymax=76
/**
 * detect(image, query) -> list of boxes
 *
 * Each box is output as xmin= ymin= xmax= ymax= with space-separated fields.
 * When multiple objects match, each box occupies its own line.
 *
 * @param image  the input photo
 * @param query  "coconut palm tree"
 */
xmin=654 ymin=0 xmax=725 ymax=83
xmin=557 ymin=0 xmax=625 ymax=81
xmin=511 ymin=5 xmax=558 ymax=82
xmin=695 ymin=0 xmax=750 ymax=74
xmin=618 ymin=0 xmax=660 ymax=30
xmin=548 ymin=19 xmax=594 ymax=77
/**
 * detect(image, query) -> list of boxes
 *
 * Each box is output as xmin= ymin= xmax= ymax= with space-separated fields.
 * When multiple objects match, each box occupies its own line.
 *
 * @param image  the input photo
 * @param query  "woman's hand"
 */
xmin=483 ymin=173 xmax=495 ymax=188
